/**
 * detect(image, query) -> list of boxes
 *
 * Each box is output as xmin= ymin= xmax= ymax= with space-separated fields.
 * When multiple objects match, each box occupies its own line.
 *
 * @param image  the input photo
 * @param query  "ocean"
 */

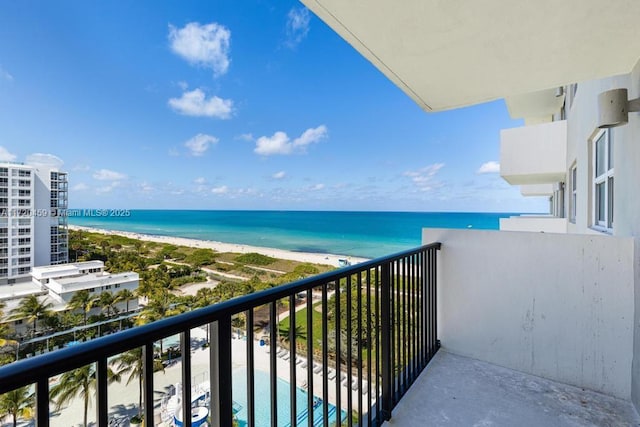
xmin=68 ymin=210 xmax=516 ymax=259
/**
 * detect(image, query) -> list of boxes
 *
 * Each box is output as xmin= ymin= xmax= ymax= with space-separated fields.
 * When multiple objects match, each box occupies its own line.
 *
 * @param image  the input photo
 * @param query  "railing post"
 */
xmin=210 ymin=317 xmax=233 ymax=427
xmin=143 ymin=342 xmax=155 ymax=425
xmin=181 ymin=329 xmax=192 ymax=427
xmin=36 ymin=377 xmax=49 ymax=427
xmin=381 ymin=262 xmax=393 ymax=421
xmin=96 ymin=357 xmax=108 ymax=426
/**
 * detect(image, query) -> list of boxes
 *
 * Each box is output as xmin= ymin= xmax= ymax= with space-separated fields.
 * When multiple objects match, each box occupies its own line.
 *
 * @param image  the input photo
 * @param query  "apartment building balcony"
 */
xmin=1 ymin=235 xmax=638 ymax=426
xmin=520 ymin=183 xmax=554 ymax=197
xmin=500 ymin=120 xmax=567 ymax=185
xmin=499 ymin=215 xmax=568 ymax=233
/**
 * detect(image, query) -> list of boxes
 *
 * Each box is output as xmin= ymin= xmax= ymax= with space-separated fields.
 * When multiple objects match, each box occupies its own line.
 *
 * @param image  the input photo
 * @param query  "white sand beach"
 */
xmin=69 ymin=225 xmax=370 ymax=267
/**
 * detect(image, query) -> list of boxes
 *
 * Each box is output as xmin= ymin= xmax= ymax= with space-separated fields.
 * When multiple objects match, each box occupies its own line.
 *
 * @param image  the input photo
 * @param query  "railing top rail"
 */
xmin=0 ymin=242 xmax=440 ymax=393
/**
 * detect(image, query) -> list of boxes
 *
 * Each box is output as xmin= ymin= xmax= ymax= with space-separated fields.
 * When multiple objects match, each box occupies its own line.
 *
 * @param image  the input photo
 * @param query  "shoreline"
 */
xmin=69 ymin=225 xmax=370 ymax=267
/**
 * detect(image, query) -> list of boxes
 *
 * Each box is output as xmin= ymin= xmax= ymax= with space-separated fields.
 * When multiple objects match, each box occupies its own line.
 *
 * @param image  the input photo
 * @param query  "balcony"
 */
xmin=0 ymin=244 xmax=440 ymax=427
xmin=2 ymin=235 xmax=639 ymax=426
xmin=520 ymin=183 xmax=554 ymax=197
xmin=500 ymin=120 xmax=567 ymax=185
xmin=499 ymin=215 xmax=568 ymax=233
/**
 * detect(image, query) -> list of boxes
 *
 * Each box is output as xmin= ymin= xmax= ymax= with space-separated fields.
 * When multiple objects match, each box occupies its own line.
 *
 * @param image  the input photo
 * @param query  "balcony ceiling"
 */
xmin=301 ymin=0 xmax=640 ymax=111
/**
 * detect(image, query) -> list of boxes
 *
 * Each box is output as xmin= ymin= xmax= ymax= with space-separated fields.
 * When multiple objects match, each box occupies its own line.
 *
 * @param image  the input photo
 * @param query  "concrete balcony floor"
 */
xmin=385 ymin=350 xmax=640 ymax=427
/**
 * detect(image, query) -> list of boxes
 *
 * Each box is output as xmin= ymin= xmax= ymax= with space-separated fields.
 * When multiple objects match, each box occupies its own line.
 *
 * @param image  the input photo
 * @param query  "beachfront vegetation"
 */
xmin=0 ymin=229 xmax=334 ymax=367
xmin=234 ymin=252 xmax=276 ymax=265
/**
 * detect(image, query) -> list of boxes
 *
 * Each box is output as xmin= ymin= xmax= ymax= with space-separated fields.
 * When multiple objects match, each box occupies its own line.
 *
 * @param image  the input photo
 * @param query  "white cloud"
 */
xmin=404 ymin=163 xmax=445 ymax=192
xmin=168 ymin=88 xmax=233 ymax=119
xmin=168 ymin=22 xmax=231 ymax=77
xmin=96 ymin=181 xmax=121 ymax=194
xmin=293 ymin=125 xmax=327 ymax=148
xmin=255 ymin=131 xmax=290 ymax=155
xmin=139 ymin=182 xmax=154 ymax=193
xmin=211 ymin=185 xmax=228 ymax=194
xmin=0 ymin=146 xmax=17 ymax=162
xmin=26 ymin=153 xmax=64 ymax=169
xmin=310 ymin=183 xmax=325 ymax=191
xmin=477 ymin=161 xmax=500 ymax=174
xmin=93 ymin=169 xmax=127 ymax=181
xmin=72 ymin=183 xmax=89 ymax=191
xmin=185 ymin=133 xmax=219 ymax=156
xmin=193 ymin=177 xmax=207 ymax=185
xmin=272 ymin=171 xmax=286 ymax=180
xmin=285 ymin=7 xmax=311 ymax=49
xmin=177 ymin=81 xmax=188 ymax=90
xmin=254 ymin=125 xmax=327 ymax=156
xmin=236 ymin=133 xmax=254 ymax=142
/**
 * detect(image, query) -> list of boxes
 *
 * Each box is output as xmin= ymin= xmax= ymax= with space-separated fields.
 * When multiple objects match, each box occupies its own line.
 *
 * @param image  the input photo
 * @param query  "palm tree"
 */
xmin=111 ymin=348 xmax=163 ymax=419
xmin=278 ymin=324 xmax=307 ymax=345
xmin=50 ymin=364 xmax=120 ymax=427
xmin=67 ymin=290 xmax=96 ymax=326
xmin=194 ymin=287 xmax=218 ymax=308
xmin=193 ymin=288 xmax=218 ymax=343
xmin=115 ymin=288 xmax=135 ymax=313
xmin=97 ymin=292 xmax=119 ymax=318
xmin=0 ymin=386 xmax=34 ymax=427
xmin=0 ymin=300 xmax=10 ymax=344
xmin=135 ymin=290 xmax=183 ymax=354
xmin=9 ymin=295 xmax=54 ymax=337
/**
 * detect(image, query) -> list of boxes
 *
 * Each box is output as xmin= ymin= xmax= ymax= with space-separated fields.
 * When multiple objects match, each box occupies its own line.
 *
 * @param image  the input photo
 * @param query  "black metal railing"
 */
xmin=0 ymin=243 xmax=440 ymax=427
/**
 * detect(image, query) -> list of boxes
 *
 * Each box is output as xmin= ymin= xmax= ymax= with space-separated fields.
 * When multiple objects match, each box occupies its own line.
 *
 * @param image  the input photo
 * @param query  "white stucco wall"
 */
xmin=423 ymin=228 xmax=635 ymax=399
xmin=499 ymin=216 xmax=567 ymax=233
xmin=500 ymin=120 xmax=567 ymax=185
xmin=564 ymin=60 xmax=640 ymax=238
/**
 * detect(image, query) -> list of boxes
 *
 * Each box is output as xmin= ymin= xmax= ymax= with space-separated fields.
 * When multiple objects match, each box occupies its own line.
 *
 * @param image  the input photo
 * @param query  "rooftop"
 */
xmin=31 ymin=260 xmax=104 ymax=279
xmin=0 ymin=280 xmax=45 ymax=304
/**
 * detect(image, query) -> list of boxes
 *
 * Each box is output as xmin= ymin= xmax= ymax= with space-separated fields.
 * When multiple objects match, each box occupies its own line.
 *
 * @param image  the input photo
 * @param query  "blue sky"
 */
xmin=0 ymin=1 xmax=546 ymax=212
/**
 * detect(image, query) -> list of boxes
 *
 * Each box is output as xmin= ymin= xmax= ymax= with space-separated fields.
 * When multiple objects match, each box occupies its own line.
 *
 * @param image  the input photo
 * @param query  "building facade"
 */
xmin=4 ymin=260 xmax=139 ymax=338
xmin=0 ymin=163 xmax=68 ymax=285
xmin=31 ymin=260 xmax=139 ymax=306
xmin=499 ymin=60 xmax=640 ymax=237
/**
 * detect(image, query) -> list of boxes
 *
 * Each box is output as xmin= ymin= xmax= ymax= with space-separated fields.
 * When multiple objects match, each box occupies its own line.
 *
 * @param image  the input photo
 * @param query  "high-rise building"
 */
xmin=0 ymin=162 xmax=68 ymax=285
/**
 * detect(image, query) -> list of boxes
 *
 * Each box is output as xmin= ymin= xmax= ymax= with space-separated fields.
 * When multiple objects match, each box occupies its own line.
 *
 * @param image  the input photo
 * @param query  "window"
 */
xmin=592 ymin=129 xmax=614 ymax=231
xmin=569 ymin=164 xmax=577 ymax=223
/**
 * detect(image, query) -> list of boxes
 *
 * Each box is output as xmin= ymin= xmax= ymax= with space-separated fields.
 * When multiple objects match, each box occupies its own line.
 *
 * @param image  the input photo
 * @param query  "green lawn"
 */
xmin=278 ymin=299 xmax=377 ymax=367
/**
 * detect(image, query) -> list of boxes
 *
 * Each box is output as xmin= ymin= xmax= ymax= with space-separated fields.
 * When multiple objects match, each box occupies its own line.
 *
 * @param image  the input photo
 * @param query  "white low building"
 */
xmin=31 ymin=260 xmax=139 ymax=305
xmin=3 ymin=260 xmax=139 ymax=337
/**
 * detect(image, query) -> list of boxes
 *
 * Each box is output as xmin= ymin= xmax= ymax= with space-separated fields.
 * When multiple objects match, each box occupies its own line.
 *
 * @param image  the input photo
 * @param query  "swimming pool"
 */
xmin=232 ymin=368 xmax=347 ymax=427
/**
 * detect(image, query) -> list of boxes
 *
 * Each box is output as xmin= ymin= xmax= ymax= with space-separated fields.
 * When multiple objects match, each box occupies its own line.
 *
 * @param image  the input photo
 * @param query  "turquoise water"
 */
xmin=69 ymin=210 xmax=517 ymax=258
xmin=232 ymin=368 xmax=346 ymax=427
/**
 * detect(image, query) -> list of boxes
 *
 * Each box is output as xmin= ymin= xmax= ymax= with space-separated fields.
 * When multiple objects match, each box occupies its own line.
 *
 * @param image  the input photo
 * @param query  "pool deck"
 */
xmin=39 ymin=326 xmax=364 ymax=427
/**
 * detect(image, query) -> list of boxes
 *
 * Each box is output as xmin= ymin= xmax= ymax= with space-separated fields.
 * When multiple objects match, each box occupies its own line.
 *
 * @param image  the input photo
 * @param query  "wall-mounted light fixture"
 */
xmin=598 ymin=88 xmax=640 ymax=128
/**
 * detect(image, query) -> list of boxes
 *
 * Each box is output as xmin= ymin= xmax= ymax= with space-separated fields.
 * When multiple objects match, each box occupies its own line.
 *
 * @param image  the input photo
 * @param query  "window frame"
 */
xmin=569 ymin=163 xmax=577 ymax=223
xmin=592 ymin=129 xmax=614 ymax=232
